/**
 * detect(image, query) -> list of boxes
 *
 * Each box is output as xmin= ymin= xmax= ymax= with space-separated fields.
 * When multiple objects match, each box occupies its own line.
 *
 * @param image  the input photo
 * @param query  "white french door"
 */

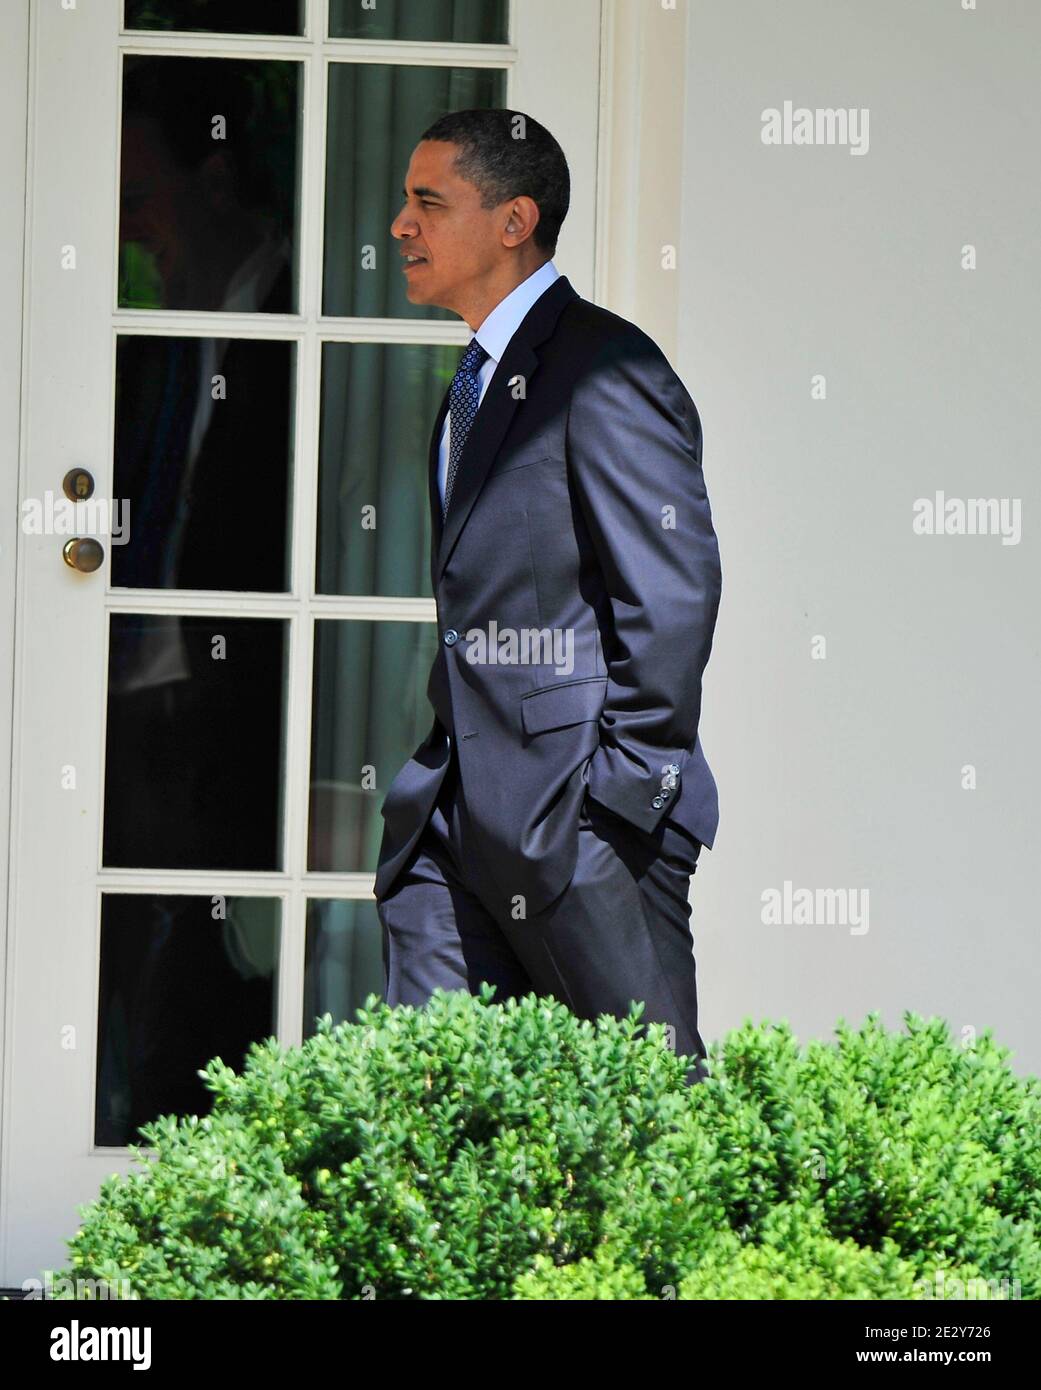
xmin=2 ymin=0 xmax=601 ymax=1285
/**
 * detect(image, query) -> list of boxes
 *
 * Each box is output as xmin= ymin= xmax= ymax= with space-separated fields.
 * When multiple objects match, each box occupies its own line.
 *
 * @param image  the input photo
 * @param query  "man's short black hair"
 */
xmin=418 ymin=108 xmax=570 ymax=256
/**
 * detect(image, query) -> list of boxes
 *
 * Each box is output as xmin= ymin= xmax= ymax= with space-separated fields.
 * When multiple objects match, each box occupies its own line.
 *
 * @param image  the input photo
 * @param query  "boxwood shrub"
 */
xmin=57 ymin=987 xmax=1040 ymax=1300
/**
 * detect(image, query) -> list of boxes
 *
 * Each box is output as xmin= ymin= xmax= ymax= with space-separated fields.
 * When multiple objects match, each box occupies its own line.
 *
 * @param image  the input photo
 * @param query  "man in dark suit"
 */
xmin=375 ymin=109 xmax=722 ymax=1079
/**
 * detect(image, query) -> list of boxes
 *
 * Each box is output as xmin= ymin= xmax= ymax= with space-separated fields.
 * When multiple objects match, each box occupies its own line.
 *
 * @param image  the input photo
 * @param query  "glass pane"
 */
xmin=317 ymin=342 xmax=461 ymax=596
xmin=111 ymin=336 xmax=294 ymax=592
xmin=104 ymin=615 xmax=288 ymax=871
xmin=323 ymin=62 xmax=505 ymax=318
xmin=120 ymin=56 xmax=301 ymax=311
xmin=309 ymin=619 xmax=438 ymax=871
xmin=96 ymin=893 xmax=279 ymax=1146
xmin=125 ymin=0 xmax=305 ymax=34
xmin=329 ymin=0 xmax=507 ymax=42
xmin=303 ymin=899 xmax=384 ymax=1039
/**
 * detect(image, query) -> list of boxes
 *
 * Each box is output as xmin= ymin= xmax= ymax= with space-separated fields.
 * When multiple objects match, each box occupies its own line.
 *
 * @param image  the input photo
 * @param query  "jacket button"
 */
xmin=651 ymin=795 xmax=664 ymax=810
xmin=662 ymin=763 xmax=681 ymax=777
xmin=443 ymin=628 xmax=459 ymax=646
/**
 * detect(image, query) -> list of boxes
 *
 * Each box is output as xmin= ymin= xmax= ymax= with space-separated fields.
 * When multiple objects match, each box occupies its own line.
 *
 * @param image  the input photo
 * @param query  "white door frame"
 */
xmin=0 ymin=0 xmax=32 ymax=1295
xmin=0 ymin=0 xmax=688 ymax=1287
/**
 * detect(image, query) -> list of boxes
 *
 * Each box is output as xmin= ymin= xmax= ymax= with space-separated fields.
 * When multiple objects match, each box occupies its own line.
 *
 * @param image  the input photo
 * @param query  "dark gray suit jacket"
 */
xmin=375 ymin=274 xmax=722 ymax=917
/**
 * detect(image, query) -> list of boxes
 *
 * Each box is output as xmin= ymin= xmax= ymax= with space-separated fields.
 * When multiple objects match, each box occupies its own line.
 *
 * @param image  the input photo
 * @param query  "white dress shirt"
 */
xmin=437 ymin=258 xmax=559 ymax=754
xmin=437 ymin=258 xmax=560 ymax=506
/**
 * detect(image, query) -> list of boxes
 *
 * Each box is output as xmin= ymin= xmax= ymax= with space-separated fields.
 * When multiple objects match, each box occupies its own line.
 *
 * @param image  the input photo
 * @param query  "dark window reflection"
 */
xmin=323 ymin=63 xmax=505 ymax=318
xmin=111 ymin=336 xmax=294 ymax=593
xmin=317 ymin=342 xmax=463 ymax=596
xmin=329 ymin=0 xmax=508 ymax=42
xmin=120 ymin=55 xmax=300 ymax=311
xmin=303 ymin=899 xmax=384 ymax=1039
xmin=104 ymin=615 xmax=287 ymax=871
xmin=96 ymin=894 xmax=279 ymax=1147
xmin=309 ymin=619 xmax=439 ymax=871
xmin=125 ymin=0 xmax=304 ymax=34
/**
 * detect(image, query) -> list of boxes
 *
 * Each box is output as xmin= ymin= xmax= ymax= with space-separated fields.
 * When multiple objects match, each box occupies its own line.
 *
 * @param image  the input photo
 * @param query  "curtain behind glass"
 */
xmin=323 ymin=62 xmax=505 ymax=318
xmin=317 ymin=341 xmax=460 ymax=597
xmin=328 ymin=0 xmax=508 ymax=43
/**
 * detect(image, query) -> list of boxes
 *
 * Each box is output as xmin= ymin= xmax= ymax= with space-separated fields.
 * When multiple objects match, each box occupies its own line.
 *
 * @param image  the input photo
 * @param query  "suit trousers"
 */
xmin=377 ymin=744 xmax=710 ymax=1084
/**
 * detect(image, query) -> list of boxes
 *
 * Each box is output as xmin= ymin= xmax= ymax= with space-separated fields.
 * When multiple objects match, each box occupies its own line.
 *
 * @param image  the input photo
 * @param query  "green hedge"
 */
xmin=58 ymin=988 xmax=1040 ymax=1299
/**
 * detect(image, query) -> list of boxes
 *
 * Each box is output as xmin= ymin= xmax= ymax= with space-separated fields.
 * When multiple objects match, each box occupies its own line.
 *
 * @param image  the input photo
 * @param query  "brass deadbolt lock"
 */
xmin=62 ymin=468 xmax=96 ymax=501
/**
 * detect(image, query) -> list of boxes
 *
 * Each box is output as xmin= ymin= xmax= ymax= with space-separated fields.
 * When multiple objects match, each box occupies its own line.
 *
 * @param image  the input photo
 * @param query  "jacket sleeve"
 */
xmin=565 ymin=333 xmax=722 ymax=834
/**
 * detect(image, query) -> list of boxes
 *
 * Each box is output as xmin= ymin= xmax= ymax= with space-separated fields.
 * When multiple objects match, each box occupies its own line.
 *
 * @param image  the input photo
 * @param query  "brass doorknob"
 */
xmin=62 ymin=537 xmax=105 ymax=573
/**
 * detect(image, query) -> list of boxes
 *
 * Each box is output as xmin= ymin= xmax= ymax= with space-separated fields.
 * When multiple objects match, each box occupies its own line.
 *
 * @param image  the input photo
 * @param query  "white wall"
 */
xmin=678 ymin=0 xmax=1041 ymax=1075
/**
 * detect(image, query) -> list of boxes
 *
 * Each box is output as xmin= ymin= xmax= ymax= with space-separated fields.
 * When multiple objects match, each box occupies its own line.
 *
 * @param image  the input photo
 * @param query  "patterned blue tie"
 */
xmin=443 ymin=337 xmax=489 ymax=516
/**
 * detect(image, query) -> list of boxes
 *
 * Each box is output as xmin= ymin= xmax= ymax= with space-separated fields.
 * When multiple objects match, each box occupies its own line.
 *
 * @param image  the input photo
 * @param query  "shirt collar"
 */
xmin=473 ymin=259 xmax=560 ymax=365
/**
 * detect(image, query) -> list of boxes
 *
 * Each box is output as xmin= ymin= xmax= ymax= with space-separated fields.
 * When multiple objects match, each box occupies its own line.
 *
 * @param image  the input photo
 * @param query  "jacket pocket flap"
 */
xmin=521 ymin=677 xmax=608 ymax=735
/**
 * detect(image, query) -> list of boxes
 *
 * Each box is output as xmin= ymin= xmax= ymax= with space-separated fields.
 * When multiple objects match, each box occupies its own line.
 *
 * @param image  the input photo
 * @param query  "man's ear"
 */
xmin=502 ymin=195 xmax=541 ymax=248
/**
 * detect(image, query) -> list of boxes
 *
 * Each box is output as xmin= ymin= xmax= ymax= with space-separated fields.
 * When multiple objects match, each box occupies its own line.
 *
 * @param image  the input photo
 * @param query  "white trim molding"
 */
xmin=595 ymin=0 xmax=689 ymax=364
xmin=0 ymin=0 xmax=30 ymax=1284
